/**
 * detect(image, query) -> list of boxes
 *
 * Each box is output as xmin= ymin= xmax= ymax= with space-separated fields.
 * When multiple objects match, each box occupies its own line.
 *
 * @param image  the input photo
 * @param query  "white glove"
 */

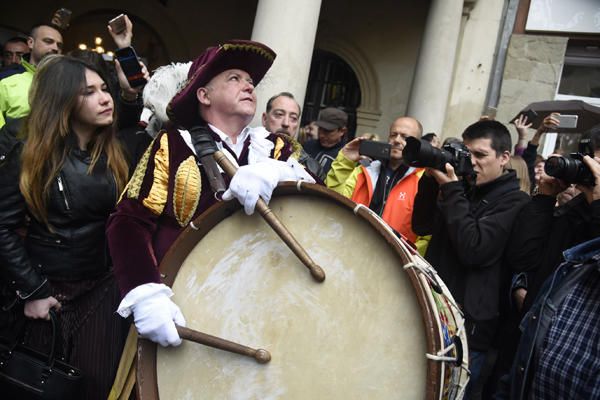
xmin=117 ymin=283 xmax=186 ymax=347
xmin=222 ymin=158 xmax=315 ymax=215
xmin=222 ymin=160 xmax=280 ymax=215
xmin=279 ymin=157 xmax=317 ymax=183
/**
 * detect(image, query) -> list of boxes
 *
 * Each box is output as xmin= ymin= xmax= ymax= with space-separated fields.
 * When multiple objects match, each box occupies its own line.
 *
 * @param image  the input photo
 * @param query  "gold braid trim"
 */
xmin=121 ymin=137 xmax=158 ymax=202
xmin=142 ymin=134 xmax=169 ymax=216
xmin=173 ymin=156 xmax=202 ymax=227
xmin=272 ymin=132 xmax=303 ymax=160
xmin=221 ymin=43 xmax=275 ymax=61
xmin=290 ymin=137 xmax=304 ymax=160
xmin=273 ymin=137 xmax=285 ymax=161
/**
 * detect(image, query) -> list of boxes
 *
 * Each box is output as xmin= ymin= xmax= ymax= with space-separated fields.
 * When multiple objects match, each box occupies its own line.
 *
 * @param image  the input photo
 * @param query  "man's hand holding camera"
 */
xmin=428 ymin=163 xmax=459 ymax=185
xmin=578 ymin=155 xmax=600 ymax=204
xmin=341 ymin=137 xmax=366 ymax=162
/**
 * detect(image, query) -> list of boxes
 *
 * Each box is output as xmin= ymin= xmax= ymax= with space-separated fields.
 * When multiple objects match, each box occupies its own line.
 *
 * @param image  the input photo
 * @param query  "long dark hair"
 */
xmin=20 ymin=55 xmax=128 ymax=225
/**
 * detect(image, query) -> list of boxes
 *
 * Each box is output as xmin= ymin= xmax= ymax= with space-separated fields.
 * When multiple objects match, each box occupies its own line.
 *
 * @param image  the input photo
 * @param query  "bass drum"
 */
xmin=137 ymin=183 xmax=469 ymax=399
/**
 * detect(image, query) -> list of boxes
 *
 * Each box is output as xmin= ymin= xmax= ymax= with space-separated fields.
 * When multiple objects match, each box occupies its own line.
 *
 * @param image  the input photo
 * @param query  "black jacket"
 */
xmin=0 ymin=128 xmax=50 ymax=299
xmin=511 ymin=193 xmax=600 ymax=313
xmin=412 ymin=171 xmax=530 ymax=350
xmin=0 ymin=136 xmax=119 ymax=300
xmin=303 ymin=139 xmax=345 ymax=180
xmin=0 ymin=93 xmax=146 ymax=300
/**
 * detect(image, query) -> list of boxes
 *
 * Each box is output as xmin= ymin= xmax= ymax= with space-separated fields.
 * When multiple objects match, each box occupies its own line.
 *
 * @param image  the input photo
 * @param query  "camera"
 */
xmin=403 ymin=137 xmax=475 ymax=178
xmin=358 ymin=140 xmax=391 ymax=161
xmin=544 ymin=138 xmax=595 ymax=186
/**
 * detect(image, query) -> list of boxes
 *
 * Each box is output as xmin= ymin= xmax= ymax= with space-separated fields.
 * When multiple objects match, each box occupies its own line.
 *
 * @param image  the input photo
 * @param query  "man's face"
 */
xmin=199 ymin=68 xmax=257 ymax=124
xmin=464 ymin=137 xmax=508 ymax=186
xmin=388 ymin=117 xmax=421 ymax=161
xmin=318 ymin=127 xmax=345 ymax=148
xmin=28 ymin=26 xmax=63 ymax=65
xmin=262 ymin=96 xmax=300 ymax=136
xmin=2 ymin=41 xmax=28 ymax=66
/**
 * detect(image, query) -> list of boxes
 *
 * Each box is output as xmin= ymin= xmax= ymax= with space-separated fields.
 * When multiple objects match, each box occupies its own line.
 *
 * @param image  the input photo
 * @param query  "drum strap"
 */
xmin=189 ymin=125 xmax=228 ymax=198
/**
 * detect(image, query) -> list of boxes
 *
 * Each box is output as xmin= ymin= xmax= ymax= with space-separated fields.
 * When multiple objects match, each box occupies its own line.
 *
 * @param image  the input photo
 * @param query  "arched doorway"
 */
xmin=302 ymin=49 xmax=361 ymax=138
xmin=64 ymin=10 xmax=169 ymax=70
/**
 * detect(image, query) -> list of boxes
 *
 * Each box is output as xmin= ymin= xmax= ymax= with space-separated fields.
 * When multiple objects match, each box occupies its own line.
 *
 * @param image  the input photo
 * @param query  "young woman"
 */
xmin=0 ymin=55 xmax=130 ymax=399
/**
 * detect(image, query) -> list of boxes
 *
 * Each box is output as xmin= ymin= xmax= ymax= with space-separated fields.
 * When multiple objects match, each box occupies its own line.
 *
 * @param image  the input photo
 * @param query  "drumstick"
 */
xmin=176 ymin=325 xmax=271 ymax=364
xmin=213 ymin=149 xmax=326 ymax=283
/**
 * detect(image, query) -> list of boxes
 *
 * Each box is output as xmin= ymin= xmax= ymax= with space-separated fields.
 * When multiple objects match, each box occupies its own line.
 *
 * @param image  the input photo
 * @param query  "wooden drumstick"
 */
xmin=176 ymin=325 xmax=271 ymax=364
xmin=213 ymin=150 xmax=326 ymax=283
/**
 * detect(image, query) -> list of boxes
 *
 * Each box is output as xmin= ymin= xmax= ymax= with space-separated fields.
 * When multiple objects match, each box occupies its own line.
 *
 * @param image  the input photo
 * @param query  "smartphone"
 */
xmin=108 ymin=14 xmax=127 ymax=35
xmin=51 ymin=8 xmax=72 ymax=30
xmin=115 ymin=46 xmax=146 ymax=88
xmin=359 ymin=140 xmax=391 ymax=161
xmin=556 ymin=114 xmax=579 ymax=129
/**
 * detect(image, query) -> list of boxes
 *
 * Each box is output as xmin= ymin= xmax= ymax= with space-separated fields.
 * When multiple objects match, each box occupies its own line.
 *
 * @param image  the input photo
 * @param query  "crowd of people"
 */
xmin=1 ymin=11 xmax=599 ymax=400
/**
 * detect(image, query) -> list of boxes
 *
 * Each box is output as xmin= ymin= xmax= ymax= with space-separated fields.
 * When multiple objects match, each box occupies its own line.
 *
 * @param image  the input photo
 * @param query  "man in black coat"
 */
xmin=412 ymin=120 xmax=530 ymax=399
xmin=303 ymin=107 xmax=348 ymax=178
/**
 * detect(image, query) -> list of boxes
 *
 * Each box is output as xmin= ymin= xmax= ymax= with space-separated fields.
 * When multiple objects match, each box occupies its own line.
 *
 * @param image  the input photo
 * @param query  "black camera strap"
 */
xmin=369 ymin=162 xmax=409 ymax=216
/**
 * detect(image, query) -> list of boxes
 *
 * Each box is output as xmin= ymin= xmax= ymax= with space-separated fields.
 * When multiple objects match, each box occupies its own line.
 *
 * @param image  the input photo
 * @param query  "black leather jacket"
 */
xmin=0 ymin=128 xmax=50 ymax=299
xmin=0 ymin=132 xmax=117 ymax=300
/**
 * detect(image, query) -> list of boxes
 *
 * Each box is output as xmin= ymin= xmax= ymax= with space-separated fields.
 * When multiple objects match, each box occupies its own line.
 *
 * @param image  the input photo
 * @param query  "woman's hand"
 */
xmin=115 ymin=59 xmax=150 ymax=100
xmin=531 ymin=113 xmax=560 ymax=145
xmin=514 ymin=114 xmax=532 ymax=138
xmin=24 ymin=296 xmax=61 ymax=320
xmin=107 ymin=14 xmax=133 ymax=49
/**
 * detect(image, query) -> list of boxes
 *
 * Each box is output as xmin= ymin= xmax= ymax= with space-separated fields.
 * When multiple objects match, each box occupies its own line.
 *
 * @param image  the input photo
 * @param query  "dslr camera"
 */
xmin=544 ymin=138 xmax=595 ymax=186
xmin=403 ymin=137 xmax=476 ymax=179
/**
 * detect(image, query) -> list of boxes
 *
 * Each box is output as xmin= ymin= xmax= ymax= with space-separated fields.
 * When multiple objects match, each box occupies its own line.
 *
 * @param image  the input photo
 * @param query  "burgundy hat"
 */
xmin=167 ymin=39 xmax=276 ymax=129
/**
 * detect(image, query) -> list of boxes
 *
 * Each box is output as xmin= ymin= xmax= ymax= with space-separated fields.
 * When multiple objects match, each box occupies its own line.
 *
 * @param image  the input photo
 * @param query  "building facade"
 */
xmin=1 ymin=0 xmax=598 ymax=143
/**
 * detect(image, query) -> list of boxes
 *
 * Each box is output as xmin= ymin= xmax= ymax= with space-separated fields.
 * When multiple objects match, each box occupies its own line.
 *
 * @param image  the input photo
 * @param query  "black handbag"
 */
xmin=0 ymin=310 xmax=83 ymax=399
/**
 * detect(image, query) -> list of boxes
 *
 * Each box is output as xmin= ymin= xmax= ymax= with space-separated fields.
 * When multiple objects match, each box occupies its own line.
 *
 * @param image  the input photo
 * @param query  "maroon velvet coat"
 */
xmin=106 ymin=126 xmax=297 ymax=297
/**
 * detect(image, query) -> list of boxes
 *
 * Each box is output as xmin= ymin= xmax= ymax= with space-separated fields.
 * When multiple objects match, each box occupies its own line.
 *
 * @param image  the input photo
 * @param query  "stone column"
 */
xmin=406 ymin=0 xmax=464 ymax=134
xmin=250 ymin=0 xmax=322 ymax=127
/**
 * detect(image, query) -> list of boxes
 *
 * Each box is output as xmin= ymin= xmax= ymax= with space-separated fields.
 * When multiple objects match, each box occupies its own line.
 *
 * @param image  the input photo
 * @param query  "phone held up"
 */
xmin=115 ymin=46 xmax=147 ymax=88
xmin=108 ymin=14 xmax=127 ymax=35
xmin=359 ymin=140 xmax=391 ymax=161
xmin=51 ymin=8 xmax=72 ymax=30
xmin=556 ymin=114 xmax=579 ymax=129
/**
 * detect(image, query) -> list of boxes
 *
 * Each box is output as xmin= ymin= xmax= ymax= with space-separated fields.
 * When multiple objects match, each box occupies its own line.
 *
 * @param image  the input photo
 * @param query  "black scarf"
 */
xmin=369 ymin=162 xmax=409 ymax=216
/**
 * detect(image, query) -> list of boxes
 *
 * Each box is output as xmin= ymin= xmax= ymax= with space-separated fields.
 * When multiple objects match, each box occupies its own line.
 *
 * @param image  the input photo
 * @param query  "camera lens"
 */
xmin=545 ymin=155 xmax=593 ymax=185
xmin=403 ymin=137 xmax=449 ymax=171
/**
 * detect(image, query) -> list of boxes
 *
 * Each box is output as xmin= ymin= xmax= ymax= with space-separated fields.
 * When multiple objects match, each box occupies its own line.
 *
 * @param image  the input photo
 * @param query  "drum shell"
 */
xmin=137 ymin=183 xmax=467 ymax=399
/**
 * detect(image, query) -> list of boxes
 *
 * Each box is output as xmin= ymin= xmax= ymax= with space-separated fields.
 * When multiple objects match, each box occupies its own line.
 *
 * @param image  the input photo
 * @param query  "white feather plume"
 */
xmin=143 ymin=62 xmax=192 ymax=124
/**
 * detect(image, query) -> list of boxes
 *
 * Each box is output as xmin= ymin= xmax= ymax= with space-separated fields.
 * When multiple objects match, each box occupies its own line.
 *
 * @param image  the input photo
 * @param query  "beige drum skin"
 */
xmin=156 ymin=195 xmax=427 ymax=399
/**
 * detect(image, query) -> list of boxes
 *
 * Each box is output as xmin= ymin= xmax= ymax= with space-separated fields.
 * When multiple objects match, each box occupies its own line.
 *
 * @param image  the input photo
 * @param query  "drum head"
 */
xmin=138 ymin=184 xmax=443 ymax=399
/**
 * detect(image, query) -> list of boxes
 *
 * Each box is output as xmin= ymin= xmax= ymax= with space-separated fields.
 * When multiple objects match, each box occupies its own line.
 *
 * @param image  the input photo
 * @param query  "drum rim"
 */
xmin=136 ymin=183 xmax=443 ymax=400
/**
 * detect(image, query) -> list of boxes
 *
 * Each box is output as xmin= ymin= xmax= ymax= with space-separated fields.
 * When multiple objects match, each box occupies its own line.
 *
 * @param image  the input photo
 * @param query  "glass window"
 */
xmin=557 ymin=42 xmax=600 ymax=99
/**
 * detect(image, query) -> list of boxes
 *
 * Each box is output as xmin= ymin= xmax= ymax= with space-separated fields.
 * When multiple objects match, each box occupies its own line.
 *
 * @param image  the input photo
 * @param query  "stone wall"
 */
xmin=496 ymin=34 xmax=568 ymax=138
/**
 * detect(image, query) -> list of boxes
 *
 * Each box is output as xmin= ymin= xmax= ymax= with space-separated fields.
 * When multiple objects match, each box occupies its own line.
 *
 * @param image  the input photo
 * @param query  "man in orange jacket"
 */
xmin=325 ymin=116 xmax=424 ymax=243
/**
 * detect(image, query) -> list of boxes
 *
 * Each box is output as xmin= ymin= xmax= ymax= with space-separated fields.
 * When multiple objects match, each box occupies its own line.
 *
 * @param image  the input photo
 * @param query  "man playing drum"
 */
xmin=106 ymin=40 xmax=315 ymax=347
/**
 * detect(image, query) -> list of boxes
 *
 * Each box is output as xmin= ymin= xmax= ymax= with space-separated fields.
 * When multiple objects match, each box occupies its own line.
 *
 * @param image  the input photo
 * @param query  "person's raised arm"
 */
xmin=512 ymin=114 xmax=532 ymax=155
xmin=107 ymin=14 xmax=133 ymax=50
xmin=325 ymin=137 xmax=365 ymax=197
